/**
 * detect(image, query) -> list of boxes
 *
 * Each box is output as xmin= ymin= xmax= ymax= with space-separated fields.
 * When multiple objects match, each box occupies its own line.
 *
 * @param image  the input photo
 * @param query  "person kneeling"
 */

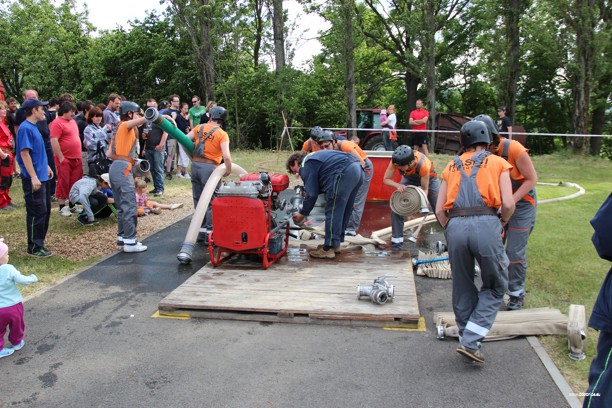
xmin=69 ymin=168 xmax=114 ymax=226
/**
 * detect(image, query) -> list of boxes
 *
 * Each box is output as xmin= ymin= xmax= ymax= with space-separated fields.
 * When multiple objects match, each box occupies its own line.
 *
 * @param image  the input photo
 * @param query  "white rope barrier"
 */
xmin=287 ymin=126 xmax=611 ymax=138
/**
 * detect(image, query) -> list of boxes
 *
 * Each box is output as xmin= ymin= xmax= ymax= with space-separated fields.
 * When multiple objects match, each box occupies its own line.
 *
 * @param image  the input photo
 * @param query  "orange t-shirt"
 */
xmin=301 ymin=139 xmax=321 ymax=153
xmin=337 ymin=140 xmax=367 ymax=160
xmin=392 ymin=151 xmax=435 ymax=178
xmin=441 ymin=151 xmax=513 ymax=210
xmin=496 ymin=137 xmax=528 ymax=184
xmin=111 ymin=122 xmax=137 ymax=158
xmin=193 ymin=123 xmax=229 ymax=165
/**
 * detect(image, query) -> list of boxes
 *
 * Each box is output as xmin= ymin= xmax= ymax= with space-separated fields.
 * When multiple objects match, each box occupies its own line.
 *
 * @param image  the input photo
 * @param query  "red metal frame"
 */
xmin=207 ymin=194 xmax=290 ymax=269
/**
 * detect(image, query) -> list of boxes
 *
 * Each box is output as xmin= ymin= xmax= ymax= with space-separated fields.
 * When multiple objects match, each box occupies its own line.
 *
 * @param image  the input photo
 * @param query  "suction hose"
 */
xmin=144 ymin=107 xmax=195 ymax=154
xmin=177 ymin=163 xmax=248 ymax=264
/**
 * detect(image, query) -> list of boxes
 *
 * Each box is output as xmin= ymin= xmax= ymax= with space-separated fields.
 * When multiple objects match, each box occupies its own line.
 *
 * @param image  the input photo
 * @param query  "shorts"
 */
xmin=166 ymin=139 xmax=178 ymax=160
xmin=412 ymin=131 xmax=428 ymax=146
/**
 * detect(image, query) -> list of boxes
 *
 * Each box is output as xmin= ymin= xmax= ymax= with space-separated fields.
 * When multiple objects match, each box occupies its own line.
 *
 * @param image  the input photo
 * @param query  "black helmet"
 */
xmin=120 ymin=101 xmax=141 ymax=115
xmin=209 ymin=106 xmax=227 ymax=122
xmin=319 ymin=130 xmax=335 ymax=142
xmin=460 ymin=121 xmax=491 ymax=148
xmin=473 ymin=114 xmax=499 ymax=137
xmin=310 ymin=126 xmax=323 ymax=142
xmin=392 ymin=145 xmax=415 ymax=166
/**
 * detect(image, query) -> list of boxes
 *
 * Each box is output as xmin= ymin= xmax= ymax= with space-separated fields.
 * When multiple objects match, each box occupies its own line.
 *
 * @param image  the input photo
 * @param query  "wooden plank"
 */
xmin=159 ymin=251 xmax=420 ymax=327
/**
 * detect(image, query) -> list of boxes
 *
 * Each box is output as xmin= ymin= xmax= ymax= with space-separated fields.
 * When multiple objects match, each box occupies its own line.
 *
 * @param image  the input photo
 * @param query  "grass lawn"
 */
xmin=1 ymin=149 xmax=610 ymax=395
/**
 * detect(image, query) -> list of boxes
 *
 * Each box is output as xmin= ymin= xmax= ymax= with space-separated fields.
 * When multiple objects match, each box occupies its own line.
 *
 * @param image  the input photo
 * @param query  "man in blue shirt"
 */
xmin=287 ymin=150 xmax=364 ymax=259
xmin=16 ymin=99 xmax=54 ymax=257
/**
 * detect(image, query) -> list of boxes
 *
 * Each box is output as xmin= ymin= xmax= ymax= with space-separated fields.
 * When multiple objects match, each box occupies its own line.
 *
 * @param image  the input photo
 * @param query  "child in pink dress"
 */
xmin=0 ymin=238 xmax=38 ymax=358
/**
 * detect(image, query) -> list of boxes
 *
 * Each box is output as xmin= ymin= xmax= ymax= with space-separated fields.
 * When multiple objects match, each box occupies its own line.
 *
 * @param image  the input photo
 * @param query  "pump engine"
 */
xmin=208 ymin=172 xmax=290 ymax=269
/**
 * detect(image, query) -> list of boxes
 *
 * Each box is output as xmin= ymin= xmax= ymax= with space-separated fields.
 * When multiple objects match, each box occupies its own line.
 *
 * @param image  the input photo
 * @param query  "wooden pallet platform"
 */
xmin=158 ymin=248 xmax=420 ymax=328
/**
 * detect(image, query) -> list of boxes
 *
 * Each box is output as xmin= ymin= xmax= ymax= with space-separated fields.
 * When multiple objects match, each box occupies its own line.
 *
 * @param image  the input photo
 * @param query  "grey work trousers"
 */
xmin=446 ymin=215 xmax=509 ymax=349
xmin=506 ymin=194 xmax=537 ymax=297
xmin=190 ymin=161 xmax=221 ymax=232
xmin=109 ymin=160 xmax=138 ymax=241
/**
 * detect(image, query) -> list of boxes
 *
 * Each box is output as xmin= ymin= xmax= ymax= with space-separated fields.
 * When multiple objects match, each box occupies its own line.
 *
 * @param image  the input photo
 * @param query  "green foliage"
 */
xmin=0 ymin=0 xmax=94 ymax=99
xmin=0 ymin=0 xmax=608 ymax=154
xmin=601 ymin=137 xmax=612 ymax=160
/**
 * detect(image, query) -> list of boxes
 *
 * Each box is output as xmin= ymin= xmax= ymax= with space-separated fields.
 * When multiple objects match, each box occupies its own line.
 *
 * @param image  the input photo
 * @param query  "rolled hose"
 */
xmin=177 ymin=163 xmax=248 ymax=264
xmin=389 ymin=186 xmax=430 ymax=216
xmin=144 ymin=107 xmax=195 ymax=154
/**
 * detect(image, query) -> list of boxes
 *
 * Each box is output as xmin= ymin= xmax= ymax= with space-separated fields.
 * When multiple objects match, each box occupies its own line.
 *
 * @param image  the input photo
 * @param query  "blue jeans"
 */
xmin=145 ymin=149 xmax=165 ymax=193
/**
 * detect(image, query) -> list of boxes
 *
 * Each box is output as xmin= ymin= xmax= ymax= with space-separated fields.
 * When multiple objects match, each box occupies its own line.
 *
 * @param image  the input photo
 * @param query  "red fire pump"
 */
xmin=208 ymin=172 xmax=290 ymax=269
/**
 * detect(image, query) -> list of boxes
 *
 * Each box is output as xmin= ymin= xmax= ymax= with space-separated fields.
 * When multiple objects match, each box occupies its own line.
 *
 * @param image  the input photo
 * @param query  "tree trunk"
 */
xmin=272 ymin=0 xmax=286 ymax=72
xmin=271 ymin=0 xmax=287 ymax=145
xmin=404 ymin=75 xmax=420 ymax=145
xmin=341 ymin=0 xmax=357 ymax=139
xmin=568 ymin=0 xmax=596 ymax=153
xmin=424 ymin=0 xmax=436 ymax=150
xmin=252 ymin=0 xmax=264 ymax=69
xmin=589 ymin=103 xmax=605 ymax=156
xmin=502 ymin=0 xmax=525 ymax=124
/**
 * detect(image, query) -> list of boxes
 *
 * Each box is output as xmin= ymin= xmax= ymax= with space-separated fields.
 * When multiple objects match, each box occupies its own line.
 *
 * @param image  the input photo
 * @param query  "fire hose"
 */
xmin=144 ymin=107 xmax=195 ymax=155
xmin=389 ymin=186 xmax=430 ymax=217
xmin=177 ymin=163 xmax=248 ymax=264
xmin=142 ymin=107 xmax=251 ymax=264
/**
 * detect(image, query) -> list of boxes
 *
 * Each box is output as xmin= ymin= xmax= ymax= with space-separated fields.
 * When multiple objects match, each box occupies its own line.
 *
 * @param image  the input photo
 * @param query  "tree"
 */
xmin=167 ymin=0 xmax=225 ymax=102
xmin=0 ymin=0 xmax=93 ymax=99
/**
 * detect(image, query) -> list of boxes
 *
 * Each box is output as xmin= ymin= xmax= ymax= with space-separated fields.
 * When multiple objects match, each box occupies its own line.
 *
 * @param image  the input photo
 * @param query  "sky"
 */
xmin=75 ymin=0 xmax=327 ymax=68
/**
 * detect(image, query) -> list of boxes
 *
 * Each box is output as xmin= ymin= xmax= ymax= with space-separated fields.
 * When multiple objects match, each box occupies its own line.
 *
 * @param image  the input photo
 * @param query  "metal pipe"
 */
xmin=144 ymin=107 xmax=195 ymax=154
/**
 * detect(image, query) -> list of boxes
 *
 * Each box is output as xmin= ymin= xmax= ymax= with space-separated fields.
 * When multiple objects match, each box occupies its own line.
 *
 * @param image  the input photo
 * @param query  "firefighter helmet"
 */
xmin=319 ymin=130 xmax=335 ymax=142
xmin=120 ymin=101 xmax=141 ymax=115
xmin=392 ymin=145 xmax=415 ymax=166
xmin=460 ymin=121 xmax=491 ymax=147
xmin=310 ymin=126 xmax=323 ymax=141
xmin=209 ymin=106 xmax=227 ymax=122
xmin=473 ymin=114 xmax=499 ymax=137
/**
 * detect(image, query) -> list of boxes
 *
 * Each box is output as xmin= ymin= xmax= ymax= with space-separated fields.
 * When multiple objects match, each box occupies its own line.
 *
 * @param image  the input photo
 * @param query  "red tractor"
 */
xmin=346 ymin=109 xmax=470 ymax=153
xmin=340 ymin=109 xmax=525 ymax=154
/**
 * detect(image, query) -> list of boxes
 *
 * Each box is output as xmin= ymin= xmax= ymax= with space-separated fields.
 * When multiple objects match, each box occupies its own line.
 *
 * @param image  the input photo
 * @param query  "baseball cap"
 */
xmin=21 ymin=98 xmax=49 ymax=110
xmin=100 ymin=173 xmax=111 ymax=188
xmin=497 ymin=106 xmax=506 ymax=112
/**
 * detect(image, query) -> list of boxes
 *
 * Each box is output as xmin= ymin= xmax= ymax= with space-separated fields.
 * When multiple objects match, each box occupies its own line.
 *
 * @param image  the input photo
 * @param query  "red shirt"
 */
xmin=49 ymin=117 xmax=82 ymax=159
xmin=410 ymin=108 xmax=429 ymax=131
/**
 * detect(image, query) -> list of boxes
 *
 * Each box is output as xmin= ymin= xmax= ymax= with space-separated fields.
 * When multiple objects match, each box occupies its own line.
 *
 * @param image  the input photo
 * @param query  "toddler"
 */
xmin=380 ymin=109 xmax=389 ymax=128
xmin=135 ymin=180 xmax=183 ymax=216
xmin=0 ymin=238 xmax=38 ymax=358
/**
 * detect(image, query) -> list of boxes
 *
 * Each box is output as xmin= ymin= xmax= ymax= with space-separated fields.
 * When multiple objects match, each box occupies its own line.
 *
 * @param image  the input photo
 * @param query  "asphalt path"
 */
xmin=1 ymin=217 xmax=572 ymax=408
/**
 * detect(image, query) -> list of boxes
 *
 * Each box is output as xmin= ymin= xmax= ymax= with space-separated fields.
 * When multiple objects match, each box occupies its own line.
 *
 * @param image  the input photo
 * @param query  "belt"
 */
xmin=112 ymin=155 xmax=134 ymax=164
xmin=193 ymin=157 xmax=219 ymax=166
xmin=447 ymin=206 xmax=498 ymax=218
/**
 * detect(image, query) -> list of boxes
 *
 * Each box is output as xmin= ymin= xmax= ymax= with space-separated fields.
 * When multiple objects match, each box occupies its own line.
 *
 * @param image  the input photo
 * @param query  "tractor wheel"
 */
xmin=363 ymin=134 xmax=398 ymax=151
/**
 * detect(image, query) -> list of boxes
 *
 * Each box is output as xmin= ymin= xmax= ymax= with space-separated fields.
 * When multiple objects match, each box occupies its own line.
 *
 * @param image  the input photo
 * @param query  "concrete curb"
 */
xmin=528 ymin=336 xmax=582 ymax=408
